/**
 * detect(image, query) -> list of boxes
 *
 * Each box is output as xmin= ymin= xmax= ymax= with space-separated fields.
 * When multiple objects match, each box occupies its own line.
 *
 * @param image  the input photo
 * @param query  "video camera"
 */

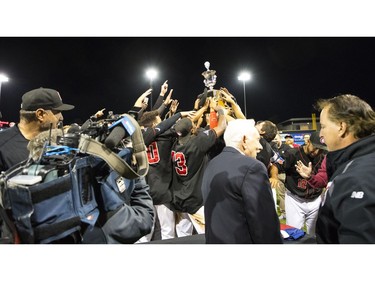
xmin=28 ymin=111 xmax=132 ymax=170
xmin=36 ymin=109 xmax=148 ymax=179
xmin=0 ymin=109 xmax=149 ymax=244
xmin=56 ymin=111 xmax=132 ymax=150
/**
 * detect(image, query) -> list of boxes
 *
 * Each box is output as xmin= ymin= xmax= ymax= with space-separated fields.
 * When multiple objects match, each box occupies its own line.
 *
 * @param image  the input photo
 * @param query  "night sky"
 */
xmin=1 ymin=1 xmax=374 ymax=275
xmin=1 ymin=37 xmax=375 ymax=126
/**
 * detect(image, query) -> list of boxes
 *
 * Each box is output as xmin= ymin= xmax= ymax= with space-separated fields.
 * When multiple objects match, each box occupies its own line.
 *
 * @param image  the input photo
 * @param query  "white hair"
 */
xmin=224 ymin=119 xmax=257 ymax=148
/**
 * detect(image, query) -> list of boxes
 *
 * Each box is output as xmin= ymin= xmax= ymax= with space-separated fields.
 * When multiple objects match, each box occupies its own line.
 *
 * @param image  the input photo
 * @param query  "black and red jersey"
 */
xmin=146 ymin=130 xmax=176 ymax=205
xmin=170 ymin=129 xmax=217 ymax=214
xmin=281 ymin=146 xmax=325 ymax=199
xmin=142 ymin=112 xmax=182 ymax=205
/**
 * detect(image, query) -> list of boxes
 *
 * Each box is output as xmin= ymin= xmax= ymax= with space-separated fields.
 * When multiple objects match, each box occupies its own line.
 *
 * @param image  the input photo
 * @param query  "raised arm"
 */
xmin=164 ymin=99 xmax=179 ymax=120
xmin=220 ymin=87 xmax=246 ymax=119
xmin=133 ymin=89 xmax=152 ymax=108
xmin=157 ymin=88 xmax=174 ymax=117
xmin=152 ymin=80 xmax=169 ymax=110
xmin=190 ymin=97 xmax=210 ymax=123
xmin=211 ymin=105 xmax=227 ymax=138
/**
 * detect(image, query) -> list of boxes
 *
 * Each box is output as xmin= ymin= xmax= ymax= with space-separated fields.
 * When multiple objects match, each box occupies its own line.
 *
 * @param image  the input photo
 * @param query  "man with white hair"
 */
xmin=201 ymin=119 xmax=283 ymax=243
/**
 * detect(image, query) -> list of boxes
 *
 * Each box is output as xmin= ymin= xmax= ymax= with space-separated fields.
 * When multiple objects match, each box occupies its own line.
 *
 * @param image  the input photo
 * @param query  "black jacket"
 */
xmin=202 ymin=147 xmax=283 ymax=244
xmin=256 ymin=138 xmax=274 ymax=168
xmin=316 ymin=134 xmax=375 ymax=243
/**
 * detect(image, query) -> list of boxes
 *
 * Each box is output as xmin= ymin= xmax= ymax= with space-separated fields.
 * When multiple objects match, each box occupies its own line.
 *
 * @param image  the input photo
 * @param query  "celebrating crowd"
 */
xmin=1 ymin=80 xmax=375 ymax=244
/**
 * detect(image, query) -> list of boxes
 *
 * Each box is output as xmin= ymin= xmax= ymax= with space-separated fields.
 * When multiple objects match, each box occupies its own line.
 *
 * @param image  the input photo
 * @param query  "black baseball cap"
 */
xmin=174 ymin=118 xmax=193 ymax=137
xmin=21 ymin=87 xmax=75 ymax=111
xmin=309 ymin=131 xmax=327 ymax=150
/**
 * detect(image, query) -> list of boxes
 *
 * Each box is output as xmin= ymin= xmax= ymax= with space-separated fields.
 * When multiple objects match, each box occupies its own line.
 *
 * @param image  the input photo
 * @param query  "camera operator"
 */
xmin=65 ymin=118 xmax=156 ymax=243
xmin=76 ymin=115 xmax=154 ymax=243
xmin=2 ymin=111 xmax=154 ymax=243
xmin=0 ymin=87 xmax=74 ymax=172
xmin=0 ymin=87 xmax=74 ymax=243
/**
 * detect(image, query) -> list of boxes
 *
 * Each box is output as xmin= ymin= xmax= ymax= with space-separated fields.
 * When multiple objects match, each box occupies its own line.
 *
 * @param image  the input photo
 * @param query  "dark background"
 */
xmin=1 ymin=37 xmax=375 ymax=125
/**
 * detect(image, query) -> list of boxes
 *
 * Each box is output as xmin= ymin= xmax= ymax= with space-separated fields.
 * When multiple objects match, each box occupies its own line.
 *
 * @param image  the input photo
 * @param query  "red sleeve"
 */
xmin=308 ymin=155 xmax=328 ymax=189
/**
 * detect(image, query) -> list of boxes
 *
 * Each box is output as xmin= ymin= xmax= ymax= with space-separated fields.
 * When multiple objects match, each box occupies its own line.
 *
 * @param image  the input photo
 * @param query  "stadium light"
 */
xmin=237 ymin=71 xmax=252 ymax=118
xmin=146 ymin=68 xmax=158 ymax=109
xmin=0 ymin=74 xmax=9 ymax=119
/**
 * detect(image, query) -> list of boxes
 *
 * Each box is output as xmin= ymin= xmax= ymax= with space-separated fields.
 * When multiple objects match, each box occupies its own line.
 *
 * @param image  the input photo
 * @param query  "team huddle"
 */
xmin=1 ymin=81 xmax=375 ymax=244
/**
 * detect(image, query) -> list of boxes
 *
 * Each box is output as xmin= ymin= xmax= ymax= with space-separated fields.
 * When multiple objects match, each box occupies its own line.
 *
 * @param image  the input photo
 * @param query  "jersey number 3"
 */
xmin=171 ymin=150 xmax=188 ymax=176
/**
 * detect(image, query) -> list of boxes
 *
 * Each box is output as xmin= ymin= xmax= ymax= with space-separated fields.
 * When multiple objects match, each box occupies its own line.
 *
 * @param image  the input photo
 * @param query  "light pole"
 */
xmin=237 ymin=71 xmax=252 ymax=118
xmin=0 ymin=74 xmax=9 ymax=119
xmin=146 ymin=68 xmax=157 ymax=109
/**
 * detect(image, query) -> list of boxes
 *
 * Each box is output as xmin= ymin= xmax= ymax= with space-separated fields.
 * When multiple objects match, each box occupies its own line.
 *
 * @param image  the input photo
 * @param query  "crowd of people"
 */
xmin=1 ymin=80 xmax=375 ymax=244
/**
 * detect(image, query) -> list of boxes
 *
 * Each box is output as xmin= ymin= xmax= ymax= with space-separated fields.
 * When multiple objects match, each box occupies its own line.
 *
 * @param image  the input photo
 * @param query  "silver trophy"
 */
xmin=199 ymin=61 xmax=234 ymax=113
xmin=202 ymin=61 xmax=217 ymax=91
xmin=198 ymin=61 xmax=223 ymax=109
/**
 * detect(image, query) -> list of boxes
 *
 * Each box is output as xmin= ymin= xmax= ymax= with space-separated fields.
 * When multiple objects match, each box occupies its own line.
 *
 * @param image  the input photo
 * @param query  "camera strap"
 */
xmin=78 ymin=115 xmax=149 ymax=179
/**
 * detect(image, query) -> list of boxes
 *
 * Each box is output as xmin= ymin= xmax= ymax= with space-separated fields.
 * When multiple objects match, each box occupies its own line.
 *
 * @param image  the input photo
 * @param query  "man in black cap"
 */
xmin=169 ymin=106 xmax=227 ymax=236
xmin=284 ymin=134 xmax=300 ymax=148
xmin=0 ymin=87 xmax=74 ymax=172
xmin=275 ymin=131 xmax=327 ymax=236
xmin=0 ymin=87 xmax=74 ymax=243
